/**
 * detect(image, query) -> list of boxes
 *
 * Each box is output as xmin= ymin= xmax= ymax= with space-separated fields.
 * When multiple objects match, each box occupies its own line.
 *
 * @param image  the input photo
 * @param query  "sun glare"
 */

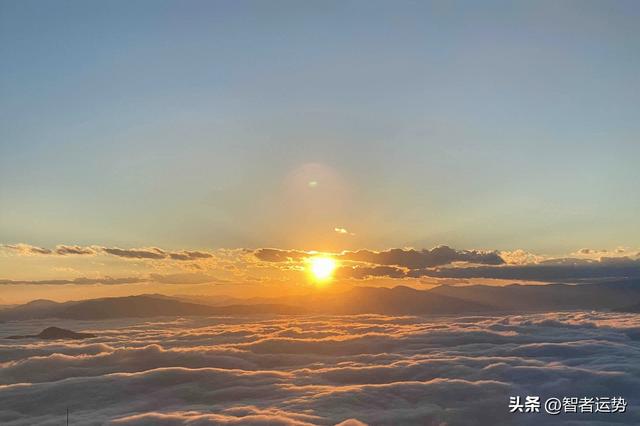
xmin=308 ymin=256 xmax=337 ymax=283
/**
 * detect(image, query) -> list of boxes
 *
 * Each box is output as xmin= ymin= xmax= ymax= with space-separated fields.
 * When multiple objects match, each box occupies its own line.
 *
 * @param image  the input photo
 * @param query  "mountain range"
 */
xmin=1 ymin=279 xmax=639 ymax=321
xmin=0 ymin=295 xmax=306 ymax=321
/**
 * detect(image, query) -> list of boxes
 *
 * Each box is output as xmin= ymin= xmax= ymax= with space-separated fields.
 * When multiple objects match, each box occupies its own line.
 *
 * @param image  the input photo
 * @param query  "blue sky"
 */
xmin=1 ymin=0 xmax=639 ymax=254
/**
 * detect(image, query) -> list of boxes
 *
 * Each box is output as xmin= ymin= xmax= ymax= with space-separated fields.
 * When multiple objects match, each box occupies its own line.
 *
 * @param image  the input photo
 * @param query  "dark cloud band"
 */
xmin=2 ymin=244 xmax=213 ymax=261
xmin=254 ymin=246 xmax=504 ymax=268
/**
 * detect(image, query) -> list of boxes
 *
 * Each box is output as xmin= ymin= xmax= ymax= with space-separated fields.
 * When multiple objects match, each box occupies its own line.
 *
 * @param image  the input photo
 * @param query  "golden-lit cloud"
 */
xmin=2 ymin=312 xmax=639 ymax=424
xmin=334 ymin=227 xmax=355 ymax=236
xmin=2 ymin=243 xmax=53 ymax=255
xmin=3 ymin=242 xmax=640 ymax=300
xmin=0 ymin=276 xmax=145 ymax=285
xmin=338 ymin=246 xmax=504 ymax=269
xmin=253 ymin=248 xmax=307 ymax=262
xmin=498 ymin=249 xmax=544 ymax=265
xmin=54 ymin=245 xmax=97 ymax=255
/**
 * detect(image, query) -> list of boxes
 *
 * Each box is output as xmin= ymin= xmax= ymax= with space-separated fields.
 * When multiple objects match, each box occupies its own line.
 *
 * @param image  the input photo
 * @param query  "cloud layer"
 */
xmin=2 ymin=244 xmax=213 ymax=261
xmin=254 ymin=246 xmax=640 ymax=282
xmin=0 ymin=273 xmax=227 ymax=286
xmin=255 ymin=246 xmax=504 ymax=269
xmin=1 ymin=312 xmax=639 ymax=425
xmin=0 ymin=277 xmax=145 ymax=286
xmin=417 ymin=257 xmax=640 ymax=281
xmin=3 ymin=243 xmax=640 ymax=287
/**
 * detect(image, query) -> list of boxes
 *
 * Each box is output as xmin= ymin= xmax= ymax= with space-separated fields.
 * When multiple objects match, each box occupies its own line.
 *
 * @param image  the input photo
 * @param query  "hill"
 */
xmin=6 ymin=326 xmax=96 ymax=340
xmin=4 ymin=280 xmax=640 ymax=321
xmin=0 ymin=295 xmax=306 ymax=321
xmin=321 ymin=285 xmax=492 ymax=315
xmin=429 ymin=279 xmax=640 ymax=312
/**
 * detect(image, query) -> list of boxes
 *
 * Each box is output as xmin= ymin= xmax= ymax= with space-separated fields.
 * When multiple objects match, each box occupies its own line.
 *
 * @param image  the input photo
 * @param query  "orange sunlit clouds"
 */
xmin=306 ymin=256 xmax=338 ymax=285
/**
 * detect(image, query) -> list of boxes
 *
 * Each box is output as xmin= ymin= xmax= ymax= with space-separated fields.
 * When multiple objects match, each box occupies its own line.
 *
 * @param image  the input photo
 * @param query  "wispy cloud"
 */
xmin=0 ymin=277 xmax=144 ymax=285
xmin=2 ymin=243 xmax=53 ymax=255
xmin=54 ymin=245 xmax=97 ymax=255
xmin=148 ymin=273 xmax=229 ymax=285
xmin=417 ymin=257 xmax=640 ymax=282
xmin=334 ymin=227 xmax=355 ymax=236
xmin=2 ymin=244 xmax=213 ymax=261
xmin=101 ymin=247 xmax=167 ymax=260
xmin=0 ymin=273 xmax=227 ymax=286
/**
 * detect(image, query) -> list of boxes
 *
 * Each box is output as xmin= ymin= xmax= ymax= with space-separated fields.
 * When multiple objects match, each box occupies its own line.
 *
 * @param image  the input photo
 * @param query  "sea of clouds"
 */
xmin=1 ymin=312 xmax=639 ymax=425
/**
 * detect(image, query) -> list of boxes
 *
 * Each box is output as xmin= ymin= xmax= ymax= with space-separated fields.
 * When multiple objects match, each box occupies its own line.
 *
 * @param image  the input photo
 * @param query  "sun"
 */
xmin=307 ymin=256 xmax=337 ymax=283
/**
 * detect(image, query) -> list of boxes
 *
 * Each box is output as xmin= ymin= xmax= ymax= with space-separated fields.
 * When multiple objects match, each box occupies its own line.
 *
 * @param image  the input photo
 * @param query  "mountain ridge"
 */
xmin=2 ymin=280 xmax=640 ymax=321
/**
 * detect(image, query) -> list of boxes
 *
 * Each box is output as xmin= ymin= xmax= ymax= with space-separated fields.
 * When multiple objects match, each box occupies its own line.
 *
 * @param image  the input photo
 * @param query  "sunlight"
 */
xmin=307 ymin=256 xmax=337 ymax=283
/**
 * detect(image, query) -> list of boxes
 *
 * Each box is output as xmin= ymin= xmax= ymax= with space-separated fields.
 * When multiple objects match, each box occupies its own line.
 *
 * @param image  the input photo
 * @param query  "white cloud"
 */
xmin=334 ymin=228 xmax=355 ymax=236
xmin=1 ymin=312 xmax=639 ymax=425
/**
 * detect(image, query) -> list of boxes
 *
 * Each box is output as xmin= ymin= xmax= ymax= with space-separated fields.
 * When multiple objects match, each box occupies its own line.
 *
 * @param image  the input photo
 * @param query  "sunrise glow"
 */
xmin=2 ymin=3 xmax=638 ymax=425
xmin=307 ymin=256 xmax=337 ymax=283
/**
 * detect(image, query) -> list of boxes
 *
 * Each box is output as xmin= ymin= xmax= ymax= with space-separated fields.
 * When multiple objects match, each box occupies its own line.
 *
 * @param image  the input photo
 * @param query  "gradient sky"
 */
xmin=1 ymin=0 xmax=639 ymax=256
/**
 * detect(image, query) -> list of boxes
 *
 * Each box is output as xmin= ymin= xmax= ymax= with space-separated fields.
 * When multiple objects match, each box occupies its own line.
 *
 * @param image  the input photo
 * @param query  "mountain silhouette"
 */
xmin=6 ymin=326 xmax=96 ymax=340
xmin=2 ymin=280 xmax=640 ymax=320
xmin=319 ymin=285 xmax=492 ymax=314
xmin=0 ymin=295 xmax=306 ymax=320
xmin=430 ymin=279 xmax=640 ymax=311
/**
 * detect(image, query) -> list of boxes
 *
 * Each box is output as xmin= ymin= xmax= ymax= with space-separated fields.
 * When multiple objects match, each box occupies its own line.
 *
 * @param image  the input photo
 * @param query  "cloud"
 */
xmin=0 ymin=276 xmax=145 ymax=285
xmin=578 ymin=248 xmax=608 ymax=255
xmin=54 ymin=245 xmax=97 ymax=255
xmin=111 ymin=407 xmax=320 ymax=425
xmin=250 ymin=247 xmax=640 ymax=282
xmin=101 ymin=247 xmax=168 ymax=259
xmin=499 ymin=249 xmax=544 ymax=265
xmin=168 ymin=251 xmax=214 ymax=261
xmin=1 ymin=312 xmax=638 ymax=425
xmin=148 ymin=273 xmax=229 ymax=285
xmin=4 ymin=242 xmax=639 ymax=285
xmin=3 ymin=244 xmax=97 ymax=256
xmin=0 ymin=273 xmax=231 ymax=286
xmin=336 ymin=266 xmax=406 ymax=280
xmin=103 ymin=247 xmax=213 ymax=261
xmin=3 ymin=243 xmax=214 ymax=262
xmin=254 ymin=246 xmax=504 ymax=269
xmin=336 ymin=254 xmax=640 ymax=282
xmin=334 ymin=228 xmax=355 ymax=236
xmin=416 ymin=257 xmax=640 ymax=282
xmin=2 ymin=243 xmax=52 ymax=255
xmin=253 ymin=248 xmax=308 ymax=262
xmin=339 ymin=246 xmax=504 ymax=269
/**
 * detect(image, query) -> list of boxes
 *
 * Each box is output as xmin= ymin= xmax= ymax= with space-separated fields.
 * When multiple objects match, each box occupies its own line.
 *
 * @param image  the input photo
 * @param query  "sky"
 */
xmin=1 ymin=1 xmax=639 ymax=303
